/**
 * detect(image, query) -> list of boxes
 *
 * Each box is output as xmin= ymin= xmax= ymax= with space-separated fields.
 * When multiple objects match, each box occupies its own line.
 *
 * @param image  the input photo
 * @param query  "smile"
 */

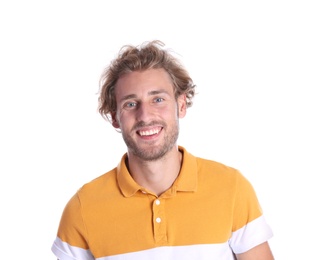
xmin=138 ymin=127 xmax=162 ymax=136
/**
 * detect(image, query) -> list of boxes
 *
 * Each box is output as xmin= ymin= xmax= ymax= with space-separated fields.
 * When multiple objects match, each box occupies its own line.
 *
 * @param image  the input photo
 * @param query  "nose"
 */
xmin=136 ymin=102 xmax=154 ymax=122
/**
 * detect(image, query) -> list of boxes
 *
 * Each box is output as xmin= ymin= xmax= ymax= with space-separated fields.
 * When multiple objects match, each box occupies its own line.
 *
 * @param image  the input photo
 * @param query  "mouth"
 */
xmin=137 ymin=127 xmax=162 ymax=137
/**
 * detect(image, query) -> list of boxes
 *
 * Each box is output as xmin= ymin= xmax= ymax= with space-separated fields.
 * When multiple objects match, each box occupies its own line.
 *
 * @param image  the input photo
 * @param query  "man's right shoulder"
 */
xmin=77 ymin=167 xmax=119 ymax=196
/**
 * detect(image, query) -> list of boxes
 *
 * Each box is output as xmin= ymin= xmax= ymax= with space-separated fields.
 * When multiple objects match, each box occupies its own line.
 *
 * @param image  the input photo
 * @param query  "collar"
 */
xmin=117 ymin=146 xmax=198 ymax=198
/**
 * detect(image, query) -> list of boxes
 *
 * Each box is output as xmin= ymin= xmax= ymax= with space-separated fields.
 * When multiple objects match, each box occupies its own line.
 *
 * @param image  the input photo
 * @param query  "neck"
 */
xmin=127 ymin=147 xmax=182 ymax=196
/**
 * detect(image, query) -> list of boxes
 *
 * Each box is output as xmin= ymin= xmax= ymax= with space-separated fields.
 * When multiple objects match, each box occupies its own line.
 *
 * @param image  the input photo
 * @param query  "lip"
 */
xmin=136 ymin=126 xmax=163 ymax=139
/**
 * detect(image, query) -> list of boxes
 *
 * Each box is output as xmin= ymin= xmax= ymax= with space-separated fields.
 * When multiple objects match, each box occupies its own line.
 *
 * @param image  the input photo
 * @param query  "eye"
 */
xmin=154 ymin=97 xmax=164 ymax=103
xmin=124 ymin=101 xmax=137 ymax=108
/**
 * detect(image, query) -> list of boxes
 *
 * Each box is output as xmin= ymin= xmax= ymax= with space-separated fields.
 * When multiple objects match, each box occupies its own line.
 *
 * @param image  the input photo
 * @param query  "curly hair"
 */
xmin=98 ymin=40 xmax=196 ymax=122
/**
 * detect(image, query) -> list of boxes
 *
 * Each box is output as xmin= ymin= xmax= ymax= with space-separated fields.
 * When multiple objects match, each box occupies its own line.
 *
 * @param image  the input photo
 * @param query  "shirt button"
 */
xmin=155 ymin=199 xmax=160 ymax=205
xmin=156 ymin=217 xmax=161 ymax=223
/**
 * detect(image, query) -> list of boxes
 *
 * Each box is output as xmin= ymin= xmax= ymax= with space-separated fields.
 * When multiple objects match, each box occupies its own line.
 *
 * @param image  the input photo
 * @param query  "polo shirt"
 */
xmin=51 ymin=146 xmax=273 ymax=259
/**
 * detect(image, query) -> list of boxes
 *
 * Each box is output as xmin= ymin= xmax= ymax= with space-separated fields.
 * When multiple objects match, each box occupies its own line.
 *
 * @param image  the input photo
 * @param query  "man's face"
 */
xmin=112 ymin=68 xmax=186 ymax=161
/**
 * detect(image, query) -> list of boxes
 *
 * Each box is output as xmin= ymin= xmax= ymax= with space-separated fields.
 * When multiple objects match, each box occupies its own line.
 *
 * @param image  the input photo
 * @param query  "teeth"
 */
xmin=139 ymin=128 xmax=160 ymax=136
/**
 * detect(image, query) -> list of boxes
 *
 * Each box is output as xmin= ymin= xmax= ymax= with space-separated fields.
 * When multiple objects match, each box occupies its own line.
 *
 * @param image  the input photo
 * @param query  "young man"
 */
xmin=51 ymin=40 xmax=274 ymax=259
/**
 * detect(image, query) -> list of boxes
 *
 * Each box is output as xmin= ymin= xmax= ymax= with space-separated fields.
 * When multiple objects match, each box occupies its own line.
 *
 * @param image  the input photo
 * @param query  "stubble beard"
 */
xmin=121 ymin=120 xmax=180 ymax=161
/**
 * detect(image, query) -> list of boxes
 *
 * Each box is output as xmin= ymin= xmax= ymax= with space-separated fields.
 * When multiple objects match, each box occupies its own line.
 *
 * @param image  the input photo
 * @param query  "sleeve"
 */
xmin=51 ymin=192 xmax=95 ymax=260
xmin=229 ymin=171 xmax=273 ymax=254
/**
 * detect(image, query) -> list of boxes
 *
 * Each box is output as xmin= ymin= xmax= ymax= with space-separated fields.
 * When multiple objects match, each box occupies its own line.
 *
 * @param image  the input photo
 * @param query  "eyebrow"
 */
xmin=119 ymin=89 xmax=170 ymax=102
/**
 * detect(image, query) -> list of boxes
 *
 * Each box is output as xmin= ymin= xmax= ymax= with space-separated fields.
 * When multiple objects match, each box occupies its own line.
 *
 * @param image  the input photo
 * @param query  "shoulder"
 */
xmin=195 ymin=157 xmax=249 ymax=194
xmin=180 ymin=146 xmax=245 ymax=184
xmin=77 ymin=167 xmax=119 ymax=199
xmin=195 ymin=156 xmax=243 ymax=180
xmin=196 ymin=156 xmax=237 ymax=172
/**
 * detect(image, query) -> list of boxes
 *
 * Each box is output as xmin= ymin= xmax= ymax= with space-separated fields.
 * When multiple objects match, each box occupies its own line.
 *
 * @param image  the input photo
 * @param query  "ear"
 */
xmin=177 ymin=94 xmax=187 ymax=118
xmin=111 ymin=112 xmax=120 ymax=128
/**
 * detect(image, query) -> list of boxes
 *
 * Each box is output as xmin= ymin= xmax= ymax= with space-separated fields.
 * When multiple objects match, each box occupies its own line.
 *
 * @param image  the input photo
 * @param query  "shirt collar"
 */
xmin=117 ymin=146 xmax=198 ymax=198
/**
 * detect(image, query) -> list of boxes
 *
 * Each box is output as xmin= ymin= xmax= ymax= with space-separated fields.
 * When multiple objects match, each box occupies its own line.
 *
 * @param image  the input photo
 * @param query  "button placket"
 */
xmin=152 ymin=198 xmax=167 ymax=244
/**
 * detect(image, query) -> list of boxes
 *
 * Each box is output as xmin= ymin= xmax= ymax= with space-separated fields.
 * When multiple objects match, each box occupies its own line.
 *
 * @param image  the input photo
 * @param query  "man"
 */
xmin=51 ymin=40 xmax=274 ymax=259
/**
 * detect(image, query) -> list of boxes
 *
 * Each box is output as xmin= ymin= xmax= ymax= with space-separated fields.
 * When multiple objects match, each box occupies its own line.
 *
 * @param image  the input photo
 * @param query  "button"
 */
xmin=156 ymin=217 xmax=161 ymax=223
xmin=141 ymin=190 xmax=147 ymax=194
xmin=155 ymin=199 xmax=160 ymax=205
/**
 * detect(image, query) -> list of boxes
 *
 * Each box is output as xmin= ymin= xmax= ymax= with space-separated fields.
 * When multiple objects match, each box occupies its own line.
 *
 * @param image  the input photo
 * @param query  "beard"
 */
xmin=121 ymin=119 xmax=180 ymax=161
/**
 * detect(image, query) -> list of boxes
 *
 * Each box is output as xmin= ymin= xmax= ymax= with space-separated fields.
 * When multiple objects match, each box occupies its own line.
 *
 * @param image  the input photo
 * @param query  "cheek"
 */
xmin=117 ymin=112 xmax=133 ymax=128
xmin=160 ymin=106 xmax=180 ymax=121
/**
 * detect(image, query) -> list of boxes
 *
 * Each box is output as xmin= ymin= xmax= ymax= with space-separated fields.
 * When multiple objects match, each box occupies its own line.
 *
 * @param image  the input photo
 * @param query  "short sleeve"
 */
xmin=229 ymin=171 xmax=273 ymax=253
xmin=51 ymin=192 xmax=94 ymax=260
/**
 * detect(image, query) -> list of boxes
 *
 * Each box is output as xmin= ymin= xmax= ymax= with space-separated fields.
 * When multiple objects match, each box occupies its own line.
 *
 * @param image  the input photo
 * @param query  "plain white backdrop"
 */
xmin=0 ymin=1 xmax=313 ymax=259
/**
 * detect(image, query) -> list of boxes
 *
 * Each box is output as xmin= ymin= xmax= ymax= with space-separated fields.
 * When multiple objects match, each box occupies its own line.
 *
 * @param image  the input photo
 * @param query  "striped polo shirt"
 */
xmin=51 ymin=146 xmax=273 ymax=259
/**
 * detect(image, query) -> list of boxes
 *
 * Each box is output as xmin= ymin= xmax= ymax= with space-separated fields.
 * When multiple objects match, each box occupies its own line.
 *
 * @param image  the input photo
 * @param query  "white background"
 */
xmin=1 ymin=1 xmax=313 ymax=259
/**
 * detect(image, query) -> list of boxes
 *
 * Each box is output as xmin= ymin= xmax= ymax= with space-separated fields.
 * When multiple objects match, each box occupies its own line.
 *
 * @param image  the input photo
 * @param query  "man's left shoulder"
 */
xmin=196 ymin=156 xmax=241 ymax=177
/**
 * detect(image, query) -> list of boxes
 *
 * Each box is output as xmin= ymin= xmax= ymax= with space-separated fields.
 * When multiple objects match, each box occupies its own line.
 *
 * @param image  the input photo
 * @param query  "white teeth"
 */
xmin=139 ymin=128 xmax=160 ymax=136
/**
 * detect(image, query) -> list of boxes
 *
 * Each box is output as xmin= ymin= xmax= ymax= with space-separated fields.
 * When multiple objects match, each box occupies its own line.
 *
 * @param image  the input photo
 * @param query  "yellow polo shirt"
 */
xmin=52 ymin=146 xmax=273 ymax=259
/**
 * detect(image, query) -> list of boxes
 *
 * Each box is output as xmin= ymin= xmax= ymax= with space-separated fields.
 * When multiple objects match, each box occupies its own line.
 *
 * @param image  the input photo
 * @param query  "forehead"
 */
xmin=115 ymin=69 xmax=174 ymax=98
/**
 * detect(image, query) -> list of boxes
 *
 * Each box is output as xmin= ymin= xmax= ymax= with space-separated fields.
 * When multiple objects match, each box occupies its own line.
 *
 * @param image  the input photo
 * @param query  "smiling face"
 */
xmin=112 ymin=68 xmax=186 ymax=161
